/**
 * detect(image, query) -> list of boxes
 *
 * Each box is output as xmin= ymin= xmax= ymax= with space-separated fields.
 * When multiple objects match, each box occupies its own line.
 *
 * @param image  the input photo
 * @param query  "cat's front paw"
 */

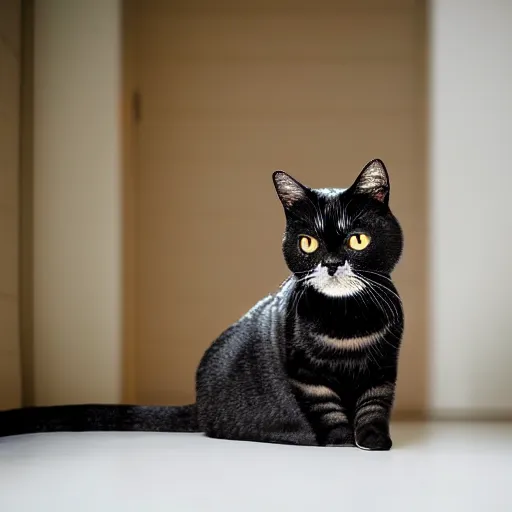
xmin=355 ymin=423 xmax=392 ymax=451
xmin=323 ymin=425 xmax=355 ymax=447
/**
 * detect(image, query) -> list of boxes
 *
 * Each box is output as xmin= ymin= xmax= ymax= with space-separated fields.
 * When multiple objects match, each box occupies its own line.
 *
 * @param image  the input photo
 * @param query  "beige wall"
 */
xmin=0 ymin=0 xmax=22 ymax=410
xmin=33 ymin=0 xmax=123 ymax=405
xmin=126 ymin=0 xmax=427 ymax=415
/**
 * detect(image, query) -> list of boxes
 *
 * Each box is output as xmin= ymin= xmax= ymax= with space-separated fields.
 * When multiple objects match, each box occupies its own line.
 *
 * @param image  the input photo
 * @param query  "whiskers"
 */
xmin=288 ymin=283 xmax=308 ymax=319
xmin=286 ymin=271 xmax=313 ymax=319
xmin=293 ymin=272 xmax=314 ymax=286
xmin=335 ymin=270 xmax=402 ymax=369
xmin=351 ymin=270 xmax=403 ymax=325
xmin=288 ymin=268 xmax=403 ymax=341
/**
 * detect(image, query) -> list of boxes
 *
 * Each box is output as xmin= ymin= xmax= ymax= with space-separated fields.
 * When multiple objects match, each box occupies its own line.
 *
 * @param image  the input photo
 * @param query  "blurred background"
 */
xmin=0 ymin=0 xmax=511 ymax=421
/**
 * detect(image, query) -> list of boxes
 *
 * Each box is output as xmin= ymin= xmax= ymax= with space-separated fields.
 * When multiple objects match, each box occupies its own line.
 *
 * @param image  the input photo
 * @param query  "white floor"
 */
xmin=0 ymin=422 xmax=511 ymax=512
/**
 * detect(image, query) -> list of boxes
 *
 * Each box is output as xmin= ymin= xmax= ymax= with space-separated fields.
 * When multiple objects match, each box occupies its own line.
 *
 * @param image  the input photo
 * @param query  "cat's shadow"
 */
xmin=390 ymin=421 xmax=430 ymax=449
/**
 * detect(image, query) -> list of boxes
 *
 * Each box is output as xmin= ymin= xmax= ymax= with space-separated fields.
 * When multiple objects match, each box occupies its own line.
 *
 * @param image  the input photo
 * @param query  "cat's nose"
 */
xmin=325 ymin=265 xmax=338 ymax=276
xmin=322 ymin=258 xmax=344 ymax=276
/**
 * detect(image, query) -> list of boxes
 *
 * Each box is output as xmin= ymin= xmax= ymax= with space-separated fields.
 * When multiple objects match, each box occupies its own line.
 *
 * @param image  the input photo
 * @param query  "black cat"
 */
xmin=1 ymin=159 xmax=403 ymax=451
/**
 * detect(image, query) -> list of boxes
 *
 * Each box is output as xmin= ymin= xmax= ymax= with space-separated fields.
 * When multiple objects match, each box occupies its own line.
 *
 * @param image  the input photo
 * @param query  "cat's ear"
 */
xmin=272 ymin=171 xmax=309 ymax=209
xmin=350 ymin=159 xmax=390 ymax=204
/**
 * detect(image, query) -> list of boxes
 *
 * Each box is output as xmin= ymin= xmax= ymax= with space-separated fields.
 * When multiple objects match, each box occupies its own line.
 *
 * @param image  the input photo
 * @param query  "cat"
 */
xmin=0 ymin=159 xmax=403 ymax=451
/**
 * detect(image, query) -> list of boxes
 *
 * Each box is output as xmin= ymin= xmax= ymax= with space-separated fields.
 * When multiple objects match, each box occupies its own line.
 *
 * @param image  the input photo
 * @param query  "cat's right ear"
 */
xmin=272 ymin=171 xmax=309 ymax=209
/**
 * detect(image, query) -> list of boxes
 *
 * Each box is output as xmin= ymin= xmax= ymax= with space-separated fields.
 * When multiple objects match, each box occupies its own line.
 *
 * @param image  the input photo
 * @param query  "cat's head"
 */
xmin=273 ymin=159 xmax=403 ymax=298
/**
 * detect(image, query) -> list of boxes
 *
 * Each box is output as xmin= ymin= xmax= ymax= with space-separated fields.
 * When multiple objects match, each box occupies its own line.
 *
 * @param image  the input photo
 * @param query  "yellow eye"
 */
xmin=299 ymin=235 xmax=319 ymax=254
xmin=349 ymin=233 xmax=371 ymax=251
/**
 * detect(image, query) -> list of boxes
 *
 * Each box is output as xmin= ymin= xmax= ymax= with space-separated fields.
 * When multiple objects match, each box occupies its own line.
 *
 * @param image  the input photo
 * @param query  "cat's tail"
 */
xmin=0 ymin=403 xmax=201 ymax=437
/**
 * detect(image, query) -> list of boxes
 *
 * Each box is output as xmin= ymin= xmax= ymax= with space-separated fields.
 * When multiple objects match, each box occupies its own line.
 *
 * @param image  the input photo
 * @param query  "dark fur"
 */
xmin=1 ymin=159 xmax=403 ymax=450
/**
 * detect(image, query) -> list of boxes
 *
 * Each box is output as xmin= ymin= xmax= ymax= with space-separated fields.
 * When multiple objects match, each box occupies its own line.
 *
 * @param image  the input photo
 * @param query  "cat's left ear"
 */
xmin=350 ymin=159 xmax=390 ymax=204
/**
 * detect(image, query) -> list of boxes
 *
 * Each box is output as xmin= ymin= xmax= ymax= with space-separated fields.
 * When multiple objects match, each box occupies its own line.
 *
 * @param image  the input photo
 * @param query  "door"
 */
xmin=126 ymin=0 xmax=427 ymax=416
xmin=0 ymin=0 xmax=21 ymax=409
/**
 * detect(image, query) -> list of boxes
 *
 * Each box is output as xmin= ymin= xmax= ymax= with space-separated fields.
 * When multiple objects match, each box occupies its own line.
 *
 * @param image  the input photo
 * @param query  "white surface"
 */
xmin=33 ymin=0 xmax=122 ymax=404
xmin=429 ymin=1 xmax=512 ymax=414
xmin=1 ymin=422 xmax=511 ymax=511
